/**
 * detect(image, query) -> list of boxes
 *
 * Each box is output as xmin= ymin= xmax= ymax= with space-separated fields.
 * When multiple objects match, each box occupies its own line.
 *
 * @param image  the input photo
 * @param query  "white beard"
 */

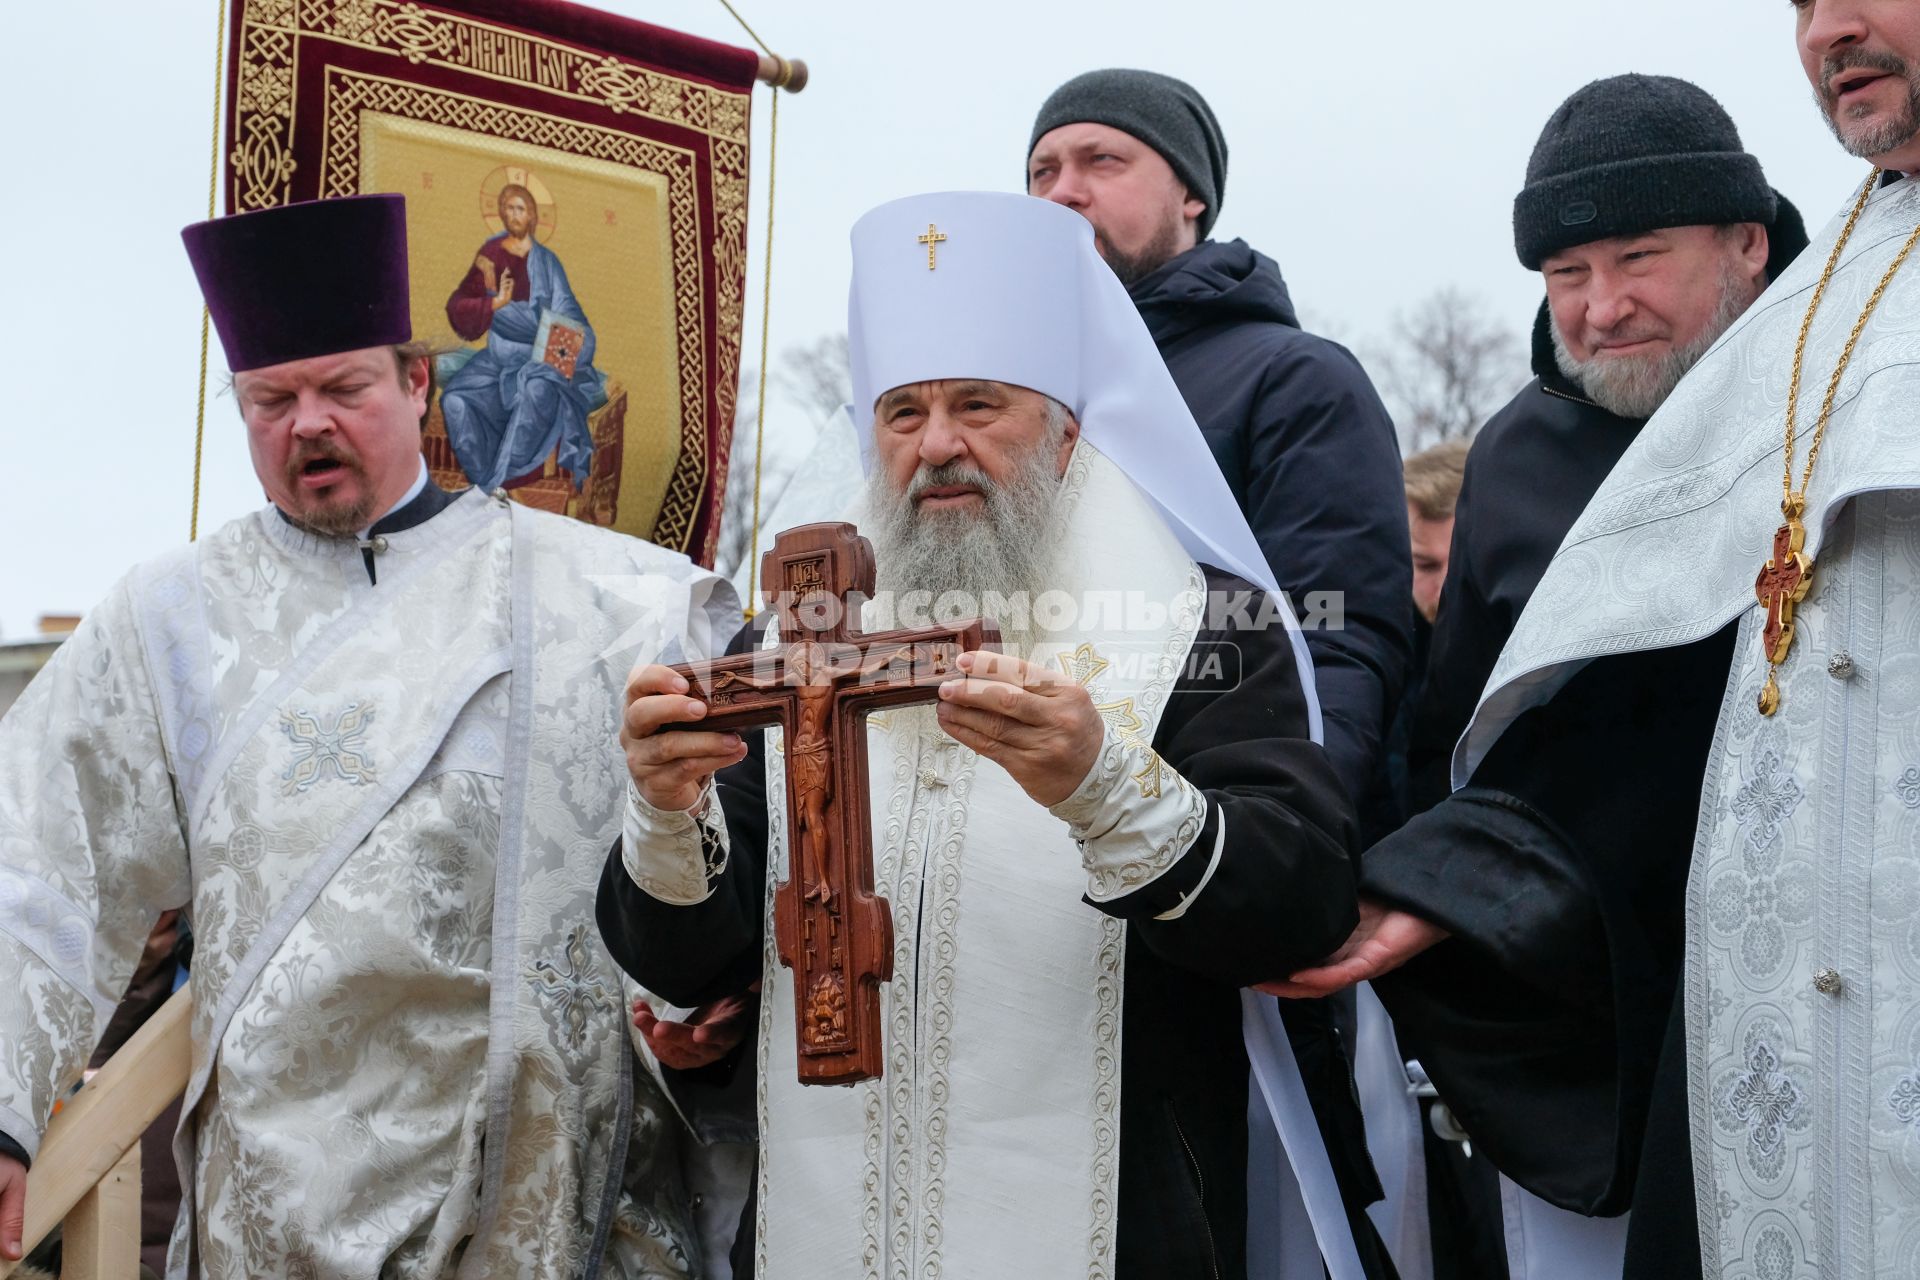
xmin=860 ymin=435 xmax=1067 ymax=657
xmin=1553 ymin=255 xmax=1759 ymax=420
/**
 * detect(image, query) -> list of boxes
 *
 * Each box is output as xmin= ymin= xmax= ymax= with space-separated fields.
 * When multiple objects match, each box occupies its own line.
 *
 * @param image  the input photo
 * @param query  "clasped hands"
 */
xmin=620 ymin=650 xmax=1105 ymax=813
xmin=633 ymin=987 xmax=758 ymax=1071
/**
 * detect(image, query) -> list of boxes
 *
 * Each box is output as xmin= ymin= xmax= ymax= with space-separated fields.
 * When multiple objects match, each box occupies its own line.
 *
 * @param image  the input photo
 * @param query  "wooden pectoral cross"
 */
xmin=670 ymin=523 xmax=999 ymax=1085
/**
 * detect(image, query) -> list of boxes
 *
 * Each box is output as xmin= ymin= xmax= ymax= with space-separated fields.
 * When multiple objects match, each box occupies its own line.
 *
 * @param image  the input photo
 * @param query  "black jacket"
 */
xmin=1403 ymin=307 xmax=1647 ymax=811
xmin=1365 ymin=210 xmax=1810 ymax=1272
xmin=1130 ymin=240 xmax=1413 ymax=836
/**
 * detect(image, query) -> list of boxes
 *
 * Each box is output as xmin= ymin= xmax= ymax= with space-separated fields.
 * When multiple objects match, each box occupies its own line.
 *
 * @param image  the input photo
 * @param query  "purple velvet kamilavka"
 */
xmin=182 ymin=194 xmax=413 ymax=372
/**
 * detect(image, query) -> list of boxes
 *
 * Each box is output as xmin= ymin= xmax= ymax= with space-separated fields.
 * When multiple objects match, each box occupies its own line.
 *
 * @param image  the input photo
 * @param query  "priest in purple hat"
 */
xmin=0 ymin=194 xmax=737 ymax=1278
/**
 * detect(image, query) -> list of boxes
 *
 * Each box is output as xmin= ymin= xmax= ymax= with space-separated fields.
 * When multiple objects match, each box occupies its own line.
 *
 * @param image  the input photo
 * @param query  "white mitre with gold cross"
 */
xmin=844 ymin=191 xmax=1322 ymax=724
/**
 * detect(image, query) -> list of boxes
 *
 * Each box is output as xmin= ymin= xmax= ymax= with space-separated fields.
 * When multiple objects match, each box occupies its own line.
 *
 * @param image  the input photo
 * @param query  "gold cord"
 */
xmin=745 ymin=86 xmax=778 ymax=617
xmin=1786 ymin=169 xmax=1920 ymax=508
xmin=190 ymin=0 xmax=229 ymax=543
xmin=1782 ymin=170 xmax=1879 ymax=512
xmin=1759 ymin=166 xmax=1920 ymax=715
xmin=714 ymin=0 xmax=774 ymax=55
xmin=713 ymin=0 xmax=788 ymax=618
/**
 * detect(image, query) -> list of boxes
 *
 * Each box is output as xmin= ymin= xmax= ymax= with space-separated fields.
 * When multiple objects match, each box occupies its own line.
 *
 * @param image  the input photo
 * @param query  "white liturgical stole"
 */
xmin=1459 ymin=173 xmax=1920 ymax=1278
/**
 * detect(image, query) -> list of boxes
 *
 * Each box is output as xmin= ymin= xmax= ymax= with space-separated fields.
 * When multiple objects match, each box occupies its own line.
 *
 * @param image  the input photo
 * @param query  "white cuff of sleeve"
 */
xmin=621 ymin=778 xmax=729 ymax=906
xmin=1153 ymin=812 xmax=1227 ymax=921
xmin=1049 ymin=728 xmax=1209 ymax=904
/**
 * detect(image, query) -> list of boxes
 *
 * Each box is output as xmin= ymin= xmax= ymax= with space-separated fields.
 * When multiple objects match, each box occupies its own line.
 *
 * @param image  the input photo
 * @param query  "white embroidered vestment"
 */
xmin=0 ymin=490 xmax=735 ymax=1279
xmin=1458 ymin=174 xmax=1920 ymax=1278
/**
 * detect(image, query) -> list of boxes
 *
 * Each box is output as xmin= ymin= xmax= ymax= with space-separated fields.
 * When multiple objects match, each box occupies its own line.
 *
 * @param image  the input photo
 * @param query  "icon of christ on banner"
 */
xmin=440 ymin=173 xmax=609 ymax=495
xmin=224 ymin=0 xmax=754 ymax=561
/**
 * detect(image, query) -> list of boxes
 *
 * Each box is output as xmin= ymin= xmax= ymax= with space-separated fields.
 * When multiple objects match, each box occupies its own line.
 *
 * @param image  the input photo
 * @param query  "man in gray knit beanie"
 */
xmin=1029 ymin=67 xmax=1417 ymax=1280
xmin=1277 ymin=72 xmax=1809 ymax=1280
xmin=1026 ymin=68 xmax=1226 ymax=282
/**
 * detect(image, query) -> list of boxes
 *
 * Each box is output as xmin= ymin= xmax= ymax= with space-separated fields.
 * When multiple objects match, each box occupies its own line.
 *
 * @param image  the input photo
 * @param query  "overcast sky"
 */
xmin=0 ymin=0 xmax=1863 ymax=637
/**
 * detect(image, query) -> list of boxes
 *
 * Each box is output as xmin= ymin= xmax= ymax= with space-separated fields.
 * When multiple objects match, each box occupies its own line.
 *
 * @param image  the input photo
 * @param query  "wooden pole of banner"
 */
xmin=754 ymin=53 xmax=809 ymax=93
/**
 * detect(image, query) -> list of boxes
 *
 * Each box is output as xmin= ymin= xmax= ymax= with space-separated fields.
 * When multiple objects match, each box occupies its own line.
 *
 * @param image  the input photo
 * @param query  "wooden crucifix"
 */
xmin=670 ymin=523 xmax=999 ymax=1085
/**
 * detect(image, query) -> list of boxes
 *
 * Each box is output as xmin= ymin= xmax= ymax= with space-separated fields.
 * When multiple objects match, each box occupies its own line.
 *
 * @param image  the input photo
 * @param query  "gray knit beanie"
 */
xmin=1514 ymin=74 xmax=1777 ymax=269
xmin=1029 ymin=69 xmax=1228 ymax=237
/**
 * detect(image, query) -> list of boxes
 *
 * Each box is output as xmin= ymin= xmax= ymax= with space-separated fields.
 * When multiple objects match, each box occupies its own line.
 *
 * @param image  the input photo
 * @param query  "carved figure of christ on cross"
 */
xmin=670 ymin=523 xmax=999 ymax=1085
xmin=708 ymin=640 xmax=904 ymax=908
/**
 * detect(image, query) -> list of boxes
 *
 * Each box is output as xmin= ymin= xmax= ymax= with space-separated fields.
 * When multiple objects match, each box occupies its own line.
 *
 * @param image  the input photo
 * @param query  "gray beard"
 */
xmin=286 ymin=492 xmax=378 ymax=538
xmin=861 ymin=439 xmax=1065 ymax=658
xmin=1815 ymin=53 xmax=1920 ymax=160
xmin=1552 ymin=258 xmax=1760 ymax=420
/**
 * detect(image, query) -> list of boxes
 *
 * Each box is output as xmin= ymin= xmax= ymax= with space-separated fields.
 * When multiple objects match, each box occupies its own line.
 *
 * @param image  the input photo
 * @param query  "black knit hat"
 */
xmin=1029 ymin=69 xmax=1228 ymax=238
xmin=1514 ymin=74 xmax=1778 ymax=269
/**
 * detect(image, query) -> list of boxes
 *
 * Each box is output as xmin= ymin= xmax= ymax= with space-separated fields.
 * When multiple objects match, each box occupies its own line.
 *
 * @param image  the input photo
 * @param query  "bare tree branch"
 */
xmin=1368 ymin=288 xmax=1528 ymax=453
xmin=772 ymin=333 xmax=852 ymax=427
xmin=715 ymin=330 xmax=851 ymax=578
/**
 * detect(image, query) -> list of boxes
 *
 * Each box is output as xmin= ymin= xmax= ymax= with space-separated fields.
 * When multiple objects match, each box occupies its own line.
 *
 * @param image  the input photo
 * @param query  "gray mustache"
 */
xmin=905 ymin=463 xmax=997 ymax=502
xmin=1823 ymin=49 xmax=1909 ymax=100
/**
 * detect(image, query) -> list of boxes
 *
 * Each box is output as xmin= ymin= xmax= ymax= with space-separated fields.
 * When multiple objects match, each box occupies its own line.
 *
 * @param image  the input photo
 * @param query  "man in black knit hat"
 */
xmin=1264 ymin=75 xmax=1809 ymax=1280
xmin=1412 ymin=73 xmax=1809 ymax=816
xmin=1028 ymin=70 xmax=1413 ymax=848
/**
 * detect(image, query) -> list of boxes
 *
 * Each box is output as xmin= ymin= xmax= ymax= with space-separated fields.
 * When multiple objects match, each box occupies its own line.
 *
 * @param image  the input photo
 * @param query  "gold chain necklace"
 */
xmin=1756 ymin=168 xmax=1920 ymax=716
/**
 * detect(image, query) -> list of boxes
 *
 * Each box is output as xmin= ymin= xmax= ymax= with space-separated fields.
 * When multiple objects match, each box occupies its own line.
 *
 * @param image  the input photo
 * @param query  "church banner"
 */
xmin=225 ymin=0 xmax=757 ymax=564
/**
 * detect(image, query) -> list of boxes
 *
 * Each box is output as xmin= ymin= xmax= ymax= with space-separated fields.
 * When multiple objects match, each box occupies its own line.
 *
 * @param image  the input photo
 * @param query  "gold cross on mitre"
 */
xmin=917 ymin=223 xmax=947 ymax=270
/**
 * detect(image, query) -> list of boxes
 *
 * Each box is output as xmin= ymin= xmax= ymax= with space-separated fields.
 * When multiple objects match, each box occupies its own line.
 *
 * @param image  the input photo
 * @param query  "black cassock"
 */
xmin=597 ymin=570 xmax=1403 ymax=1280
xmin=1363 ymin=313 xmax=1733 ymax=1278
